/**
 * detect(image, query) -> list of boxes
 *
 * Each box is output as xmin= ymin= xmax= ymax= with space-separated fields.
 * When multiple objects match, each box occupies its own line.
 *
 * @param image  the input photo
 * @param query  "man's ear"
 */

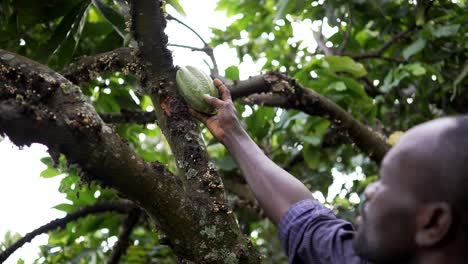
xmin=415 ymin=202 xmax=452 ymax=247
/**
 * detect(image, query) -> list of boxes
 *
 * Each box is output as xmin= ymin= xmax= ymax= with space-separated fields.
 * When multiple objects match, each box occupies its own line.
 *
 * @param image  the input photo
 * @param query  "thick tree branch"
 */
xmin=62 ymin=48 xmax=140 ymax=85
xmin=229 ymin=72 xmax=391 ymax=163
xmin=130 ymin=1 xmax=260 ymax=262
xmin=99 ymin=109 xmax=157 ymax=124
xmin=1 ymin=49 xmax=237 ymax=263
xmin=107 ymin=208 xmax=141 ymax=264
xmin=0 ymin=201 xmax=135 ymax=263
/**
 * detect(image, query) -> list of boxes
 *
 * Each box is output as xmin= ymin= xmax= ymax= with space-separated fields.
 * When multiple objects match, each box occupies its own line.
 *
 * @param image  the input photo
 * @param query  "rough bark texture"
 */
xmin=228 ymin=72 xmax=390 ymax=163
xmin=130 ymin=1 xmax=261 ymax=263
xmin=0 ymin=49 xmax=259 ymax=263
xmin=62 ymin=47 xmax=140 ymax=85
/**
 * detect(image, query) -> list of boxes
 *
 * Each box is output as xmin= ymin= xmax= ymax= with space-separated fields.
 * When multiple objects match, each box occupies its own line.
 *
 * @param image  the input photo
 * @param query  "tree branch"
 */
xmin=62 ymin=48 xmax=140 ymax=85
xmin=130 ymin=1 xmax=260 ymax=262
xmin=0 ymin=49 xmax=227 ymax=263
xmin=0 ymin=201 xmax=135 ymax=263
xmin=313 ymin=25 xmax=333 ymax=56
xmin=99 ymin=109 xmax=157 ymax=124
xmin=229 ymin=72 xmax=391 ymax=163
xmin=107 ymin=208 xmax=141 ymax=264
xmin=166 ymin=14 xmax=207 ymax=46
xmin=344 ymin=27 xmax=421 ymax=61
xmin=338 ymin=8 xmax=352 ymax=55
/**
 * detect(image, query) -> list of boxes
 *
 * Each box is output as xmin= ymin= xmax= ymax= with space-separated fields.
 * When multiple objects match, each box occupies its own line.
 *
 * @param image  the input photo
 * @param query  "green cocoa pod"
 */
xmin=176 ymin=65 xmax=219 ymax=114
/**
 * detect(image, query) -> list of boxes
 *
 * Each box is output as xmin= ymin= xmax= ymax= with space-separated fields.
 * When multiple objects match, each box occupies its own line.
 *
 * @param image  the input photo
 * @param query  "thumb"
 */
xmin=203 ymin=94 xmax=224 ymax=108
xmin=189 ymin=107 xmax=209 ymax=123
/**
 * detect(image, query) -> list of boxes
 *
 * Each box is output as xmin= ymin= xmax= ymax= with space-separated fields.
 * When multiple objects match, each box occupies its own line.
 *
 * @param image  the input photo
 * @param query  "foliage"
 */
xmin=0 ymin=0 xmax=467 ymax=263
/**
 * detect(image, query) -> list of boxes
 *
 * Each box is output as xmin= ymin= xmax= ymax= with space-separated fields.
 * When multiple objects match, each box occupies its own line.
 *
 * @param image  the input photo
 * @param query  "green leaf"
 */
xmin=323 ymin=56 xmax=367 ymax=77
xmin=92 ymin=0 xmax=126 ymax=38
xmin=40 ymin=156 xmax=54 ymax=167
xmin=380 ymin=68 xmax=409 ymax=93
xmin=403 ymin=37 xmax=426 ymax=59
xmin=167 ymin=0 xmax=186 ymax=16
xmin=303 ymin=144 xmax=320 ymax=169
xmin=273 ymin=0 xmax=306 ymax=21
xmin=430 ymin=24 xmax=460 ymax=38
xmin=16 ymin=0 xmax=84 ymax=27
xmin=303 ymin=136 xmax=321 ymax=146
xmin=327 ymin=81 xmax=347 ymax=92
xmin=36 ymin=1 xmax=89 ymax=63
xmin=40 ymin=168 xmax=61 ymax=178
xmin=225 ymin=65 xmax=240 ymax=80
xmin=52 ymin=2 xmax=90 ymax=69
xmin=274 ymin=0 xmax=290 ymax=21
xmin=53 ymin=203 xmax=75 ymax=213
xmin=403 ymin=63 xmax=426 ymax=76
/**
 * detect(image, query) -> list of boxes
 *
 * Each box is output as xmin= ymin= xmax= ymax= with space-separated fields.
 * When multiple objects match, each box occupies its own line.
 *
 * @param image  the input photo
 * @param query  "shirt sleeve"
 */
xmin=278 ymin=199 xmax=369 ymax=264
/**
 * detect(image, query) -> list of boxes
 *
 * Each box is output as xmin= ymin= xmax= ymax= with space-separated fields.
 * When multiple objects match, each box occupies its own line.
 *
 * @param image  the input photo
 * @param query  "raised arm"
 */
xmin=190 ymin=79 xmax=313 ymax=224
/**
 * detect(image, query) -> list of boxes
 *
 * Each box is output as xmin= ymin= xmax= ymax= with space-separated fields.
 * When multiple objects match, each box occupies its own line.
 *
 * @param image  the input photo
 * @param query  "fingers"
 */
xmin=213 ymin=79 xmax=232 ymax=102
xmin=189 ymin=107 xmax=209 ymax=123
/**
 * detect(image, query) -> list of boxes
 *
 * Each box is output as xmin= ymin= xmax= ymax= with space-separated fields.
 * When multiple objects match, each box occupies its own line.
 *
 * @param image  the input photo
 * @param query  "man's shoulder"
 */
xmin=278 ymin=199 xmax=369 ymax=264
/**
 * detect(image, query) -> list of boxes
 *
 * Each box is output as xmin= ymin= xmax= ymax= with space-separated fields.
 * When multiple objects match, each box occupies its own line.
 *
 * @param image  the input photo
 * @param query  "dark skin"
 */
xmin=191 ymin=79 xmax=468 ymax=263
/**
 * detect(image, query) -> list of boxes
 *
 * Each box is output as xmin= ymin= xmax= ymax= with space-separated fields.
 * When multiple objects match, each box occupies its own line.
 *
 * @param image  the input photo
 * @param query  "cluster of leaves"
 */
xmin=0 ymin=0 xmax=466 ymax=263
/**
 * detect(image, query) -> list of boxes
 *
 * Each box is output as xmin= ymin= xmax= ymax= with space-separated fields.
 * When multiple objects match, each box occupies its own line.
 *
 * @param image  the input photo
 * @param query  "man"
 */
xmin=190 ymin=79 xmax=468 ymax=264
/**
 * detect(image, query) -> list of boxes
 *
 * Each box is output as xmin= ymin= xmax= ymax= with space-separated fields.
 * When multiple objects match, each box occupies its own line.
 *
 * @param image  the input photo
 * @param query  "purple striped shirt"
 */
xmin=278 ymin=199 xmax=370 ymax=264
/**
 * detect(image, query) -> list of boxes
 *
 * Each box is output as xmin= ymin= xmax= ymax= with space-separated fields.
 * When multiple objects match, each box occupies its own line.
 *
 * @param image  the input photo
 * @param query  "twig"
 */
xmin=166 ymin=14 xmax=219 ymax=75
xmin=313 ymin=24 xmax=333 ymax=56
xmin=168 ymin=43 xmax=208 ymax=52
xmin=107 ymin=208 xmax=141 ymax=264
xmin=344 ymin=27 xmax=421 ymax=61
xmin=166 ymin=14 xmax=207 ymax=46
xmin=0 ymin=201 xmax=135 ymax=263
xmin=338 ymin=7 xmax=352 ymax=55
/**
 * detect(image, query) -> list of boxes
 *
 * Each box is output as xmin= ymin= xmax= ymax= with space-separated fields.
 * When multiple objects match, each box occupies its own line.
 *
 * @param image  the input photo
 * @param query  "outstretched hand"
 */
xmin=189 ymin=79 xmax=244 ymax=144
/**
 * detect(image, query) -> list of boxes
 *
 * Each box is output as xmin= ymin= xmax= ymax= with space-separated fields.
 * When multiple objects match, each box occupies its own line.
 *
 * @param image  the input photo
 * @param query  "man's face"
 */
xmin=353 ymin=147 xmax=420 ymax=263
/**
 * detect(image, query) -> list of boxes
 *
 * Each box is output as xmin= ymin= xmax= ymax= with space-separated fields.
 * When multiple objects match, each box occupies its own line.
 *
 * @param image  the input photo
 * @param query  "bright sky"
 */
xmin=0 ymin=0 xmax=350 ymax=262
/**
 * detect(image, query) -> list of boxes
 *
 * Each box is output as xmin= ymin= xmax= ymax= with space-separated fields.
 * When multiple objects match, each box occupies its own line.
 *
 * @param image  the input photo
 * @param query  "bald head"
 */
xmin=383 ymin=115 xmax=468 ymax=237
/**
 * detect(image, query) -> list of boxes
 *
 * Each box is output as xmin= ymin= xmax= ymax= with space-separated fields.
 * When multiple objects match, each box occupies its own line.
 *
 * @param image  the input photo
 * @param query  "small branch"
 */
xmin=99 ymin=109 xmax=157 ymax=124
xmin=345 ymin=27 xmax=421 ymax=61
xmin=166 ymin=14 xmax=219 ymax=75
xmin=0 ymin=201 xmax=135 ymax=263
xmin=107 ymin=208 xmax=141 ymax=264
xmin=168 ymin=43 xmax=208 ymax=52
xmin=313 ymin=24 xmax=333 ymax=56
xmin=62 ymin=48 xmax=140 ymax=85
xmin=338 ymin=7 xmax=352 ymax=55
xmin=229 ymin=72 xmax=391 ymax=163
xmin=166 ymin=14 xmax=207 ymax=46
